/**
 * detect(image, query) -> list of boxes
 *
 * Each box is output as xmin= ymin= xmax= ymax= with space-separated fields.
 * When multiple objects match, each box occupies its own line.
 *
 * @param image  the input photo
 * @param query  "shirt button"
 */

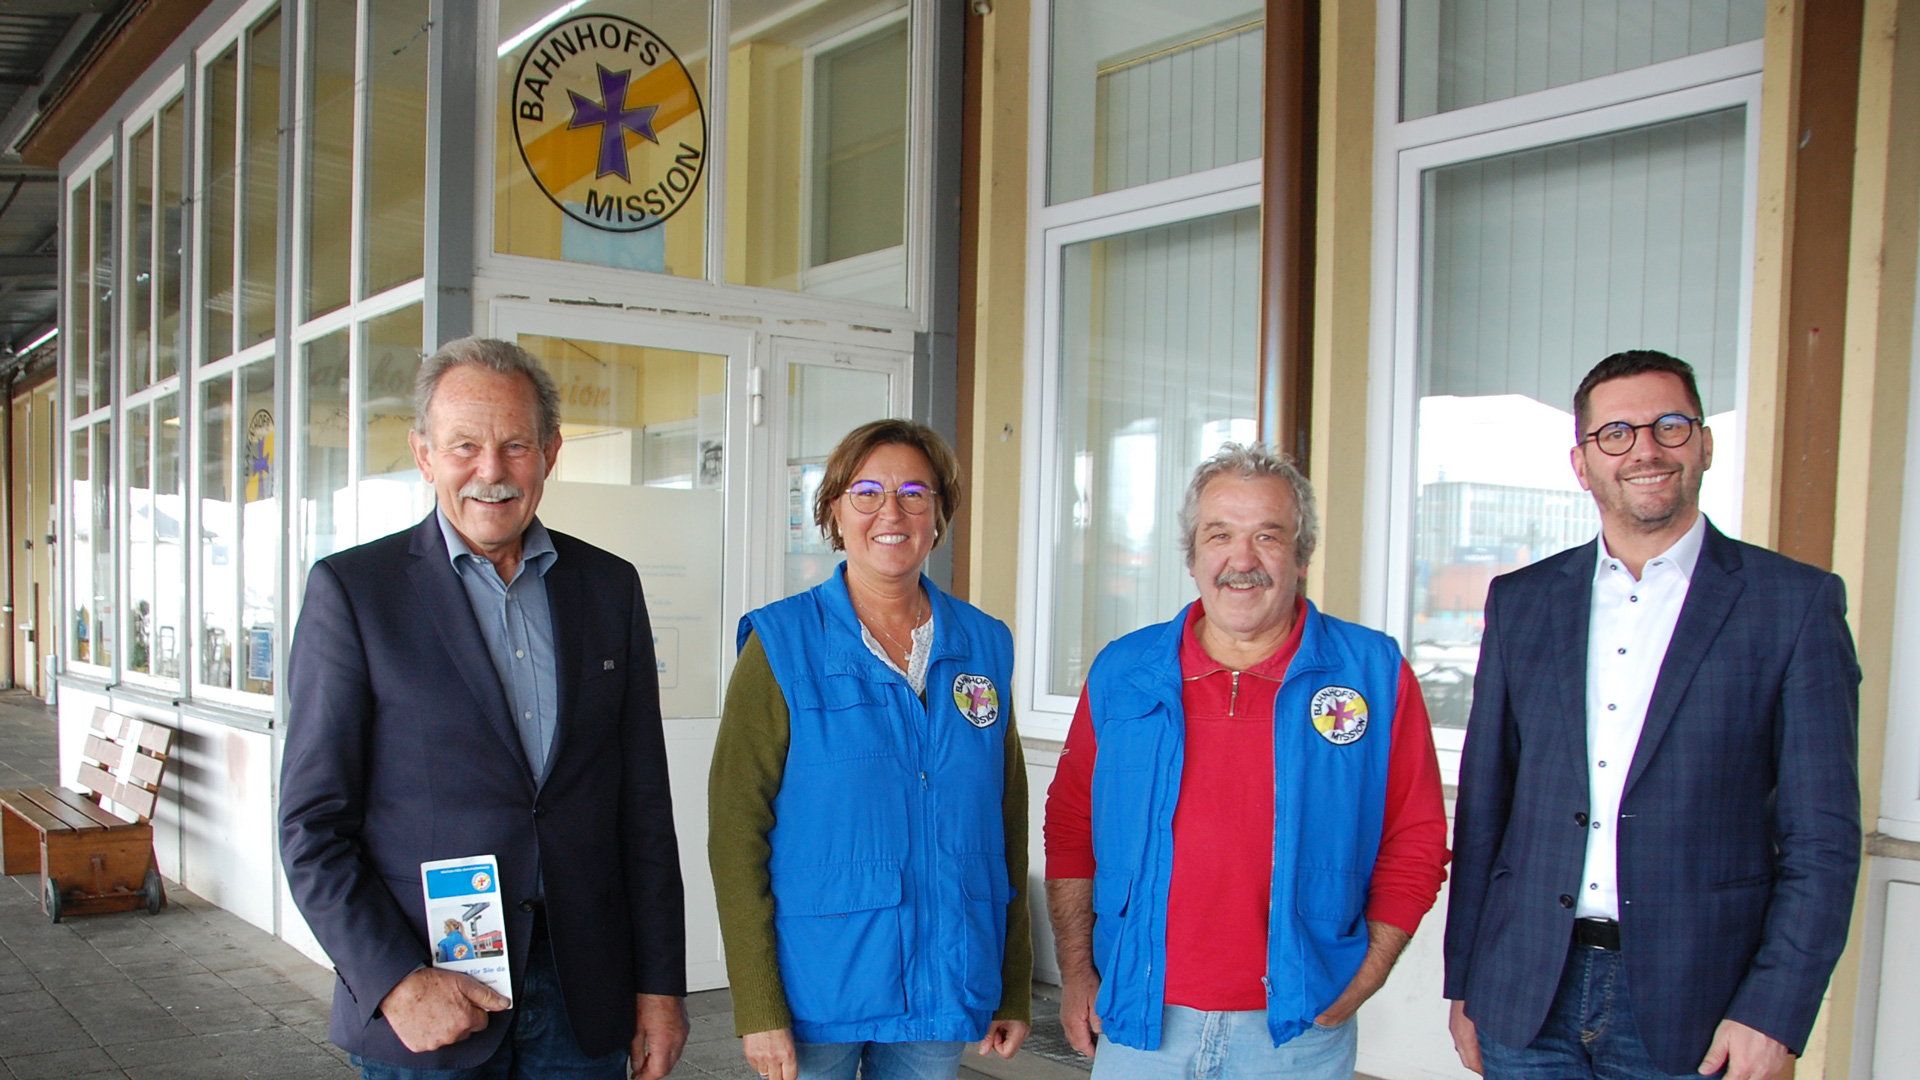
xmin=516 ymin=650 xmax=526 ymax=659
xmin=1616 ymin=647 xmax=1626 ymax=655
xmin=524 ymin=711 xmax=532 ymax=720
xmin=1607 ymin=703 xmax=1617 ymax=711
xmin=1599 ymin=760 xmax=1608 ymax=768
xmin=1629 ymin=595 xmax=1639 ymax=603
xmin=1589 ymin=883 xmax=1599 ymax=890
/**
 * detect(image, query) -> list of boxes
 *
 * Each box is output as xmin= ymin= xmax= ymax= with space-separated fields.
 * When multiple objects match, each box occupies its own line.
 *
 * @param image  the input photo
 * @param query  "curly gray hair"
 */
xmin=412 ymin=337 xmax=562 ymax=447
xmin=1176 ymin=442 xmax=1319 ymax=568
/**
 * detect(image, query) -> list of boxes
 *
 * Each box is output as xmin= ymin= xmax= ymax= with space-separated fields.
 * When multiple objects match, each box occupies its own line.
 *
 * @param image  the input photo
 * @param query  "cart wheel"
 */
xmin=44 ymin=876 xmax=61 ymax=923
xmin=140 ymin=868 xmax=165 ymax=915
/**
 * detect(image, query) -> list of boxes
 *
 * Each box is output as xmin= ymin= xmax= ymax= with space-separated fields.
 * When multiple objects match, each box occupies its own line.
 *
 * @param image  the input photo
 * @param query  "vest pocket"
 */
xmin=956 ymin=854 xmax=1013 ymax=1010
xmin=1294 ymin=867 xmax=1366 ymax=938
xmin=772 ymin=861 xmax=907 ymax=1023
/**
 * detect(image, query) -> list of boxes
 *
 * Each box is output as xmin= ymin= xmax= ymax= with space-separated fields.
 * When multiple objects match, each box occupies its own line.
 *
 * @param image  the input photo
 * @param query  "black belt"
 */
xmin=1573 ymin=917 xmax=1620 ymax=950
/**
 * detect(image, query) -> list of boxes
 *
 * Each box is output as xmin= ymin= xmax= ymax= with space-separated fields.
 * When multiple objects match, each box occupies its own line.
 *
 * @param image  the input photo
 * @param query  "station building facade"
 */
xmin=28 ymin=1 xmax=1920 ymax=1077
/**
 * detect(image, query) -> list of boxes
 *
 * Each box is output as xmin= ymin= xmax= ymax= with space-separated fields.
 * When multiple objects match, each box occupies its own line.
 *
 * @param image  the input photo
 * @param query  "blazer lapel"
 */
xmin=1623 ymin=524 xmax=1744 ymax=798
xmin=1551 ymin=541 xmax=1596 ymax=733
xmin=405 ymin=514 xmax=536 ymax=784
xmin=542 ymin=540 xmax=586 ymax=767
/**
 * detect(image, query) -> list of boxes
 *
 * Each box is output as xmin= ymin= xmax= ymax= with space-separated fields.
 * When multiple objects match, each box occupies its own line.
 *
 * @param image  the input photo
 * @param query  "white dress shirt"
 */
xmin=1577 ymin=513 xmax=1707 ymax=920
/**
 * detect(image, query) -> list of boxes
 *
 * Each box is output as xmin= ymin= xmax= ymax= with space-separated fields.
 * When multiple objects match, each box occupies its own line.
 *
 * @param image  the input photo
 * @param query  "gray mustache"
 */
xmin=460 ymin=480 xmax=523 ymax=502
xmin=1215 ymin=568 xmax=1274 ymax=589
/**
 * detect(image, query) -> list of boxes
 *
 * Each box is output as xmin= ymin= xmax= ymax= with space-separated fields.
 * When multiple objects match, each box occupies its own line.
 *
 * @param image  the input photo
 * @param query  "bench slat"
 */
xmin=41 ymin=787 xmax=129 ymax=829
xmin=75 ymin=763 xmax=116 ymax=802
xmin=136 ymin=724 xmax=172 ymax=756
xmin=0 ymin=792 xmax=77 ymax=835
xmin=128 ymin=755 xmax=164 ymax=788
xmin=17 ymin=788 xmax=108 ymax=832
xmin=83 ymin=735 xmax=123 ymax=769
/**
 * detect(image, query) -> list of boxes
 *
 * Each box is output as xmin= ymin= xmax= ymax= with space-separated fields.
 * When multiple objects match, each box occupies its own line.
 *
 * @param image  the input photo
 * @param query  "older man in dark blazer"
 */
xmin=281 ymin=337 xmax=687 ymax=1078
xmin=1444 ymin=351 xmax=1860 ymax=1080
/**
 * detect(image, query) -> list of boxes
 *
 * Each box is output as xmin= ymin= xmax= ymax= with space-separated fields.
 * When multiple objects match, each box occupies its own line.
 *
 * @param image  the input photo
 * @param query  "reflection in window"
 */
xmin=784 ymin=362 xmax=892 ymax=595
xmin=241 ymin=363 xmax=277 ymax=695
xmin=200 ymin=377 xmax=235 ymax=688
xmin=302 ymin=330 xmax=351 ymax=569
xmin=517 ymin=333 xmax=728 ymax=718
xmin=1401 ymin=0 xmax=1765 ymax=121
xmin=126 ymin=396 xmax=184 ymax=679
xmin=1411 ymin=109 xmax=1748 ymax=728
xmin=1050 ymin=0 xmax=1261 ymax=205
xmin=726 ymin=0 xmax=911 ymax=304
xmin=128 ymin=125 xmax=154 ymax=395
xmin=366 ymin=0 xmax=428 ymax=295
xmin=68 ymin=178 xmax=90 ymax=417
xmin=1050 ymin=207 xmax=1259 ymax=696
xmin=361 ymin=304 xmax=429 ymax=541
xmin=204 ymin=45 xmax=238 ymax=363
xmin=242 ymin=11 xmax=282 ymax=348
xmin=304 ymin=0 xmax=355 ymax=318
xmin=90 ymin=162 xmax=114 ymax=412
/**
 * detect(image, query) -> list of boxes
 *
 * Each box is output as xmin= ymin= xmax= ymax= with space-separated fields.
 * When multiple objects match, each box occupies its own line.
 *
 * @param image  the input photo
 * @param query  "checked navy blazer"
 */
xmin=1443 ymin=520 xmax=1861 ymax=1075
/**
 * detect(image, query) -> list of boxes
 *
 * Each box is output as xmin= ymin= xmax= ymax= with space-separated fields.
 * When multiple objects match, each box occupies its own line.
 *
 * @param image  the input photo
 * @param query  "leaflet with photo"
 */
xmin=420 ymin=855 xmax=512 ymax=1002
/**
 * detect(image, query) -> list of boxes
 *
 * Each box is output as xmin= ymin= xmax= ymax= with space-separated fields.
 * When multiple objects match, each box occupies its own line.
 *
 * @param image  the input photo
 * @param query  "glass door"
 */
xmin=493 ymin=302 xmax=752 ymax=992
xmin=767 ymin=338 xmax=910 ymax=597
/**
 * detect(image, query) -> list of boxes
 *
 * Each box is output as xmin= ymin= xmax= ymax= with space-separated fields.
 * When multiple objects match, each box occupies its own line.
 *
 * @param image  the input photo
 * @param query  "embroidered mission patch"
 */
xmin=952 ymin=674 xmax=1000 ymax=728
xmin=1309 ymin=685 xmax=1369 ymax=745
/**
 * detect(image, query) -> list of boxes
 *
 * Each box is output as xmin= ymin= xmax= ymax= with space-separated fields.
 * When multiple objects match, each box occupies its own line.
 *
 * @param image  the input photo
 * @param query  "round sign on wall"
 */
xmin=510 ymin=14 xmax=707 ymax=233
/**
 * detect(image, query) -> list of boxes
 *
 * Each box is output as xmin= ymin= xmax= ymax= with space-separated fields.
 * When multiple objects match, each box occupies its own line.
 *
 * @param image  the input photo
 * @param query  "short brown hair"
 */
xmin=1573 ymin=350 xmax=1704 ymax=434
xmin=813 ymin=419 xmax=963 ymax=551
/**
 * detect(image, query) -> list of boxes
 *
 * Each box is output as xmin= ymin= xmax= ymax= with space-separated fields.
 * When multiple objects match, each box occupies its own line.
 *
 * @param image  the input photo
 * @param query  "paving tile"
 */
xmin=6 ymin=1045 xmax=119 ymax=1079
xmin=264 ymin=997 xmax=332 ymax=1027
xmin=104 ymin=1035 xmax=221 ymax=1069
xmin=0 ymin=987 xmax=60 ymax=1013
xmin=0 ymin=1007 xmax=97 ymax=1055
xmin=125 ymin=1057 xmax=252 ymax=1080
xmin=237 ymin=979 xmax=320 ymax=1007
xmin=175 ymin=1004 xmax=280 ymax=1037
xmin=685 ymin=989 xmax=733 ymax=1019
xmin=212 ymin=966 xmax=281 ymax=990
xmin=0 ymin=970 xmax=41 ymax=995
xmin=80 ymin=1015 xmax=195 ymax=1048
xmin=109 ymin=956 xmax=210 ymax=981
xmin=139 ymin=971 xmax=249 ymax=1012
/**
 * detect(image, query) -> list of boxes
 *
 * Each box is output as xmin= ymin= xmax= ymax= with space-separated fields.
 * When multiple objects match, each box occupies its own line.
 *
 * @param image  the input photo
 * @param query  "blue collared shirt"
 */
xmin=436 ymin=507 xmax=560 ymax=783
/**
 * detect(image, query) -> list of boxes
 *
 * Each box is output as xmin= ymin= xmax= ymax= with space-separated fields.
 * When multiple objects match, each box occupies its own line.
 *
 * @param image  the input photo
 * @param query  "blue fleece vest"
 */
xmin=738 ymin=567 xmax=1016 ymax=1043
xmin=1084 ymin=601 xmax=1401 ymax=1050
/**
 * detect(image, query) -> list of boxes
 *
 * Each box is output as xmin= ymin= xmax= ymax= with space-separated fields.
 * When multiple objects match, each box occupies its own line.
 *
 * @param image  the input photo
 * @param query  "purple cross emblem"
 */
xmin=1327 ymin=698 xmax=1358 ymax=731
xmin=568 ymin=64 xmax=660 ymax=180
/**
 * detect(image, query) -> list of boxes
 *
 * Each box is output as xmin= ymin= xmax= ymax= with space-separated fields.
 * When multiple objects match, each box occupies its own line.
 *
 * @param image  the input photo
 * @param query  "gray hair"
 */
xmin=412 ymin=337 xmax=562 ymax=446
xmin=1176 ymin=442 xmax=1319 ymax=568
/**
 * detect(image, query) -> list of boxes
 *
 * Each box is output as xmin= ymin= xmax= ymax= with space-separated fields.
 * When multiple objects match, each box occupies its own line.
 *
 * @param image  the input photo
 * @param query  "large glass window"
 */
xmin=66 ymin=156 xmax=117 ymax=671
xmin=303 ymin=0 xmax=355 ymax=319
xmin=125 ymin=394 xmax=184 ymax=680
xmin=359 ymin=303 xmax=428 ymax=541
xmin=1401 ymin=0 xmax=1765 ymax=121
xmin=204 ymin=45 xmax=238 ymax=364
xmin=365 ymin=0 xmax=428 ymax=295
xmin=242 ymin=11 xmax=281 ymax=349
xmin=1047 ymin=207 xmax=1259 ymax=695
xmin=1048 ymin=0 xmax=1262 ymax=204
xmin=494 ymin=0 xmax=712 ymax=279
xmin=725 ymin=0 xmax=913 ymax=305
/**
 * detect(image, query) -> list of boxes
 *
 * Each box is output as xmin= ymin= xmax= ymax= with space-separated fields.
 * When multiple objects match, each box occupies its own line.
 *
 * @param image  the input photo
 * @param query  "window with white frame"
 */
xmin=1019 ymin=0 xmax=1264 ymax=736
xmin=65 ymin=149 xmax=115 ymax=673
xmin=122 ymin=82 xmax=189 ymax=686
xmin=195 ymin=5 xmax=283 ymax=700
xmin=1378 ymin=3 xmax=1763 ymax=750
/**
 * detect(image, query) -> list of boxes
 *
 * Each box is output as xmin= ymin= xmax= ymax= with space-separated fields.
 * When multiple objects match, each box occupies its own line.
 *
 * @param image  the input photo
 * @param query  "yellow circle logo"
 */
xmin=511 ymin=15 xmax=706 ymax=233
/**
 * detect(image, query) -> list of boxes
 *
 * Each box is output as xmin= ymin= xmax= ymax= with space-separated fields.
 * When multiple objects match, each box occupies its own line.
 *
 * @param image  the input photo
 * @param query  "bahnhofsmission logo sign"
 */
xmin=511 ymin=14 xmax=707 ymax=233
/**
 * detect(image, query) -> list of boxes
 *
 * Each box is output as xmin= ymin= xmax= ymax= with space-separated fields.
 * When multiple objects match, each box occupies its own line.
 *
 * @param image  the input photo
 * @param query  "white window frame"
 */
xmin=63 ymin=139 xmax=118 ymax=681
xmin=1365 ymin=9 xmax=1766 ymax=770
xmin=117 ymin=71 xmax=191 ymax=696
xmin=188 ymin=0 xmax=283 ymax=710
xmin=1878 ymin=194 xmax=1920 ymax=840
xmin=1014 ymin=0 xmax=1266 ymax=741
xmin=475 ymin=0 xmax=938 ymax=333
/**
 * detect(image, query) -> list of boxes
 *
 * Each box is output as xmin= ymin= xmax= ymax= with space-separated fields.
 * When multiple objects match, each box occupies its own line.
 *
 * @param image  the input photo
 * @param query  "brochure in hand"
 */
xmin=420 ymin=854 xmax=513 ymax=1002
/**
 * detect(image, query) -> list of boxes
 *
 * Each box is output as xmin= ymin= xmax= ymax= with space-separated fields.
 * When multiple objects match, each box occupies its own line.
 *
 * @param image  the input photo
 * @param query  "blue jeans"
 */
xmin=1089 ymin=1008 xmax=1357 ymax=1080
xmin=794 ymin=1039 xmax=966 ymax=1080
xmin=1480 ymin=943 xmax=1721 ymax=1080
xmin=353 ymin=942 xmax=627 ymax=1080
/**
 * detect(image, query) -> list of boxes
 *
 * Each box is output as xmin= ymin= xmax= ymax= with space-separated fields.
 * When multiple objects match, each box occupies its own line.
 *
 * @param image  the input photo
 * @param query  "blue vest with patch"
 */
xmin=1084 ymin=600 xmax=1401 ymax=1050
xmin=738 ymin=566 xmax=1016 ymax=1043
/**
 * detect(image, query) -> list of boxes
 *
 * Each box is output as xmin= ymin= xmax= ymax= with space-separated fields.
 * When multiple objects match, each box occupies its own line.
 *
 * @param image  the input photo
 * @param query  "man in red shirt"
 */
xmin=1044 ymin=444 xmax=1448 ymax=1080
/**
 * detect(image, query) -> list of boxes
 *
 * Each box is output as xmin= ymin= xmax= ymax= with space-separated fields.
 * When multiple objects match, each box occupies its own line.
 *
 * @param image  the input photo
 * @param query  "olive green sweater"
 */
xmin=707 ymin=633 xmax=1033 ymax=1036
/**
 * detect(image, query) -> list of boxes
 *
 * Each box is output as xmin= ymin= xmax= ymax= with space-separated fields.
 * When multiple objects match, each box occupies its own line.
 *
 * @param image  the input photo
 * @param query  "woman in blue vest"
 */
xmin=709 ymin=419 xmax=1032 ymax=1080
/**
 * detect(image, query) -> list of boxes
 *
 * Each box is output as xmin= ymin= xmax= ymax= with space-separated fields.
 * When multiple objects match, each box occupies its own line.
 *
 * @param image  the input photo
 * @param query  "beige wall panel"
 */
xmin=1305 ymin=0 xmax=1374 ymax=622
xmin=963 ymin=0 xmax=1030 ymax=627
xmin=1824 ymin=3 xmax=1920 ymax=1076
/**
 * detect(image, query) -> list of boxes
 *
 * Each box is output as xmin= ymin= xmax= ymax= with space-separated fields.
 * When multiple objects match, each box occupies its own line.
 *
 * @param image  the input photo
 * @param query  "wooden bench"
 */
xmin=0 ymin=707 xmax=170 ymax=922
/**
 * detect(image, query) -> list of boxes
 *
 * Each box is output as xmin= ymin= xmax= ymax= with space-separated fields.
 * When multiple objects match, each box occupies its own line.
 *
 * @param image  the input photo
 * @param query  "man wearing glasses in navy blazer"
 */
xmin=1444 ymin=350 xmax=1861 ymax=1080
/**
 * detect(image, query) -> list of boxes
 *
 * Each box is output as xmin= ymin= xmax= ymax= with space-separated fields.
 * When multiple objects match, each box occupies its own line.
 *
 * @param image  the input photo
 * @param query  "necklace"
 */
xmin=852 ymin=592 xmax=927 ymax=660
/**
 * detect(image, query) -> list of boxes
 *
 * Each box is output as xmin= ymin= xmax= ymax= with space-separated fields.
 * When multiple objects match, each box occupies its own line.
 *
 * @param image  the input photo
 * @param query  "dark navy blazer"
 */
xmin=1443 ymin=522 xmax=1860 ymax=1074
xmin=280 ymin=513 xmax=686 ymax=1069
